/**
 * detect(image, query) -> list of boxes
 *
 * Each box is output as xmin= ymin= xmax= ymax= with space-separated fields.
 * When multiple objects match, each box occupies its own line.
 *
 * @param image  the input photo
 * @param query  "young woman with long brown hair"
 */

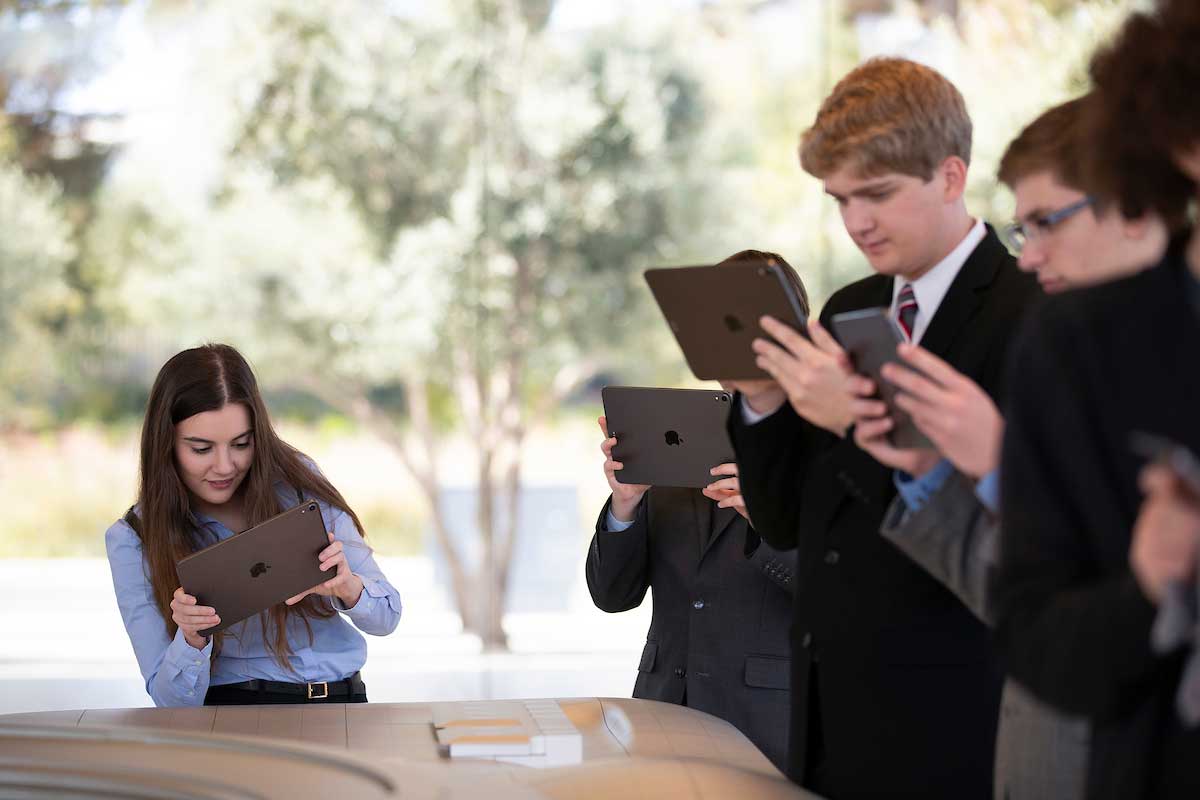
xmin=106 ymin=344 xmax=401 ymax=706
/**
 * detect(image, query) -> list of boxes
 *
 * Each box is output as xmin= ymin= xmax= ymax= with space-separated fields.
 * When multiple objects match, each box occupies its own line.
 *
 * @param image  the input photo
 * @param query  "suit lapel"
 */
xmin=691 ymin=491 xmax=713 ymax=562
xmin=699 ymin=504 xmax=739 ymax=564
xmin=916 ymin=225 xmax=1006 ymax=359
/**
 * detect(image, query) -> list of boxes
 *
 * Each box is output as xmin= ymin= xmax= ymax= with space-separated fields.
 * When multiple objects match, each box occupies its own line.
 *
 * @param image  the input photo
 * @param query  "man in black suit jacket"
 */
xmin=996 ymin=6 xmax=1200 ymax=796
xmin=586 ymin=416 xmax=798 ymax=772
xmin=996 ymin=241 xmax=1200 ymax=800
xmin=726 ymin=58 xmax=1039 ymax=797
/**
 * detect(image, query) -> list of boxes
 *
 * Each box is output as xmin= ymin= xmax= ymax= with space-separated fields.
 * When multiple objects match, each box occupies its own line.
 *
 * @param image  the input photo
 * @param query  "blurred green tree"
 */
xmin=102 ymin=0 xmax=710 ymax=648
xmin=0 ymin=1 xmax=141 ymax=426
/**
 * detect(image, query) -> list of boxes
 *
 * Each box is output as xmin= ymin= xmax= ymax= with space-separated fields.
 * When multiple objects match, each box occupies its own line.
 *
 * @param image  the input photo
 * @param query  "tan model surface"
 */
xmin=0 ymin=697 xmax=814 ymax=799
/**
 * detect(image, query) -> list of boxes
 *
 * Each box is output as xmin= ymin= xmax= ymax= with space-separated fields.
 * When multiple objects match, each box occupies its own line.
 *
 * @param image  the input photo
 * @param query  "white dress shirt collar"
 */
xmin=891 ymin=218 xmax=987 ymax=344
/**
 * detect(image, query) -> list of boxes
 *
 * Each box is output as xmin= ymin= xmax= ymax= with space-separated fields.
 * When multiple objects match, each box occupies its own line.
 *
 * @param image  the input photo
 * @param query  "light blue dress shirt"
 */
xmin=605 ymin=507 xmax=635 ymax=532
xmin=105 ymin=486 xmax=402 ymax=707
xmin=894 ymin=462 xmax=1001 ymax=516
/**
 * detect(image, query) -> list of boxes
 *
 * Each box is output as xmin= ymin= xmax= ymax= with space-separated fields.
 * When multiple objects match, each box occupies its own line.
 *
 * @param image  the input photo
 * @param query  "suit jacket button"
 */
xmin=824 ymin=549 xmax=840 ymax=565
xmin=692 ymin=599 xmax=705 ymax=610
xmin=674 ymin=667 xmax=686 ymax=678
xmin=801 ymin=632 xmax=812 ymax=648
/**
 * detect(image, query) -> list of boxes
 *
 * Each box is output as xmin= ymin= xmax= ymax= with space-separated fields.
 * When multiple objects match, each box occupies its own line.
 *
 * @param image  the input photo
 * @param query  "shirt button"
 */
xmin=801 ymin=632 xmax=812 ymax=648
xmin=674 ymin=667 xmax=686 ymax=678
xmin=824 ymin=549 xmax=840 ymax=565
xmin=692 ymin=599 xmax=705 ymax=610
xmin=186 ymin=690 xmax=194 ymax=696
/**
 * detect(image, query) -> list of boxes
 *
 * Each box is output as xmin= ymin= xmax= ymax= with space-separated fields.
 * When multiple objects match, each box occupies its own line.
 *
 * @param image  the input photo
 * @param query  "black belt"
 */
xmin=216 ymin=671 xmax=365 ymax=700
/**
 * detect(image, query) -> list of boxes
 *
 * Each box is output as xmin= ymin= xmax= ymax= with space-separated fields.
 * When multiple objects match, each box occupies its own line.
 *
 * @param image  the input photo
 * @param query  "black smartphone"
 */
xmin=829 ymin=307 xmax=933 ymax=450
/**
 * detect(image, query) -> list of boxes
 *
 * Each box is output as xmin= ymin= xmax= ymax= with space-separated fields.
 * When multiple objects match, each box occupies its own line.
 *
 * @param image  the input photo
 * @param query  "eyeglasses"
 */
xmin=1003 ymin=196 xmax=1095 ymax=254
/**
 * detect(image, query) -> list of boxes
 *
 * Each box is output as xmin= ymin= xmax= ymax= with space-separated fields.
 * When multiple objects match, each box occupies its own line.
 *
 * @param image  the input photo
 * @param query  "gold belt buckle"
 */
xmin=307 ymin=681 xmax=328 ymax=700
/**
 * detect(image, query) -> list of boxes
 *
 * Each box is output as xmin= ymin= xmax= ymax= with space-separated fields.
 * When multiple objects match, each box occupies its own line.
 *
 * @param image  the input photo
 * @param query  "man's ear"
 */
xmin=1120 ymin=212 xmax=1158 ymax=241
xmin=1119 ymin=212 xmax=1170 ymax=255
xmin=939 ymin=156 xmax=969 ymax=203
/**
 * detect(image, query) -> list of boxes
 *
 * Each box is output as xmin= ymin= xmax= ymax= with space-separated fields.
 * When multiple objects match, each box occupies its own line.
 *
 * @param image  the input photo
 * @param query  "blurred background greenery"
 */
xmin=1 ymin=0 xmax=1140 ymax=647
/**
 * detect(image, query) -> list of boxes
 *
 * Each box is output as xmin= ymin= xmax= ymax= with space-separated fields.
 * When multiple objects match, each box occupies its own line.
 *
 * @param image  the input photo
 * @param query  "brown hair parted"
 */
xmin=997 ymin=96 xmax=1092 ymax=192
xmin=1084 ymin=0 xmax=1199 ymax=229
xmin=134 ymin=343 xmax=366 ymax=671
xmin=718 ymin=249 xmax=811 ymax=317
xmin=799 ymin=57 xmax=972 ymax=182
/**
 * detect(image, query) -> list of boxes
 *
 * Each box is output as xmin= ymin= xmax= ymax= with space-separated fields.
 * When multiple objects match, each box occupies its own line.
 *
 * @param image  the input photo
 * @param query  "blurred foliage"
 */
xmin=0 ymin=0 xmax=1142 ymax=431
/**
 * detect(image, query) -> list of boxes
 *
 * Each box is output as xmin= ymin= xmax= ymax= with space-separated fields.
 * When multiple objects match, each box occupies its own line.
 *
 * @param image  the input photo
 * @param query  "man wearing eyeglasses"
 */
xmin=1003 ymin=98 xmax=1170 ymax=295
xmin=845 ymin=94 xmax=1173 ymax=800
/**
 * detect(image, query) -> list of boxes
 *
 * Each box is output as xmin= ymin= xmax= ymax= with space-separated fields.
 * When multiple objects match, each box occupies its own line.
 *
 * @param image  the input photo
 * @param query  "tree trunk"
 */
xmin=299 ymin=377 xmax=484 ymax=642
xmin=475 ymin=440 xmax=510 ymax=651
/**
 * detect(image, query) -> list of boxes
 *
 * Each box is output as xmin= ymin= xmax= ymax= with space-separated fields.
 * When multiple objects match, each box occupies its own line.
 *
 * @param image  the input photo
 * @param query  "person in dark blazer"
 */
xmin=586 ymin=251 xmax=807 ymax=773
xmin=848 ymin=94 xmax=1173 ymax=800
xmin=995 ymin=4 xmax=1200 ymax=798
xmin=725 ymin=58 xmax=1040 ymax=797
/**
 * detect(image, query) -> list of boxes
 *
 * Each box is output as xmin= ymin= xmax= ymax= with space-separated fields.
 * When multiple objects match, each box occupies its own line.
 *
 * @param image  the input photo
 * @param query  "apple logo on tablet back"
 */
xmin=250 ymin=562 xmax=270 ymax=578
xmin=664 ymin=430 xmax=683 ymax=446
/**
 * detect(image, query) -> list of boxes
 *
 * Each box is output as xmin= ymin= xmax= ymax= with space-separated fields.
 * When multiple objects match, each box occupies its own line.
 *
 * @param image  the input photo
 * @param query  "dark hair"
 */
xmin=718 ymin=249 xmax=811 ymax=317
xmin=998 ymin=96 xmax=1092 ymax=191
xmin=135 ymin=344 xmax=366 ymax=671
xmin=1084 ymin=0 xmax=1198 ymax=231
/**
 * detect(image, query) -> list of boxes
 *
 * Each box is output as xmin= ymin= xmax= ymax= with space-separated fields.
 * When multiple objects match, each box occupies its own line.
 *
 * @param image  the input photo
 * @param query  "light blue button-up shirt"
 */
xmin=894 ymin=461 xmax=1001 ymax=516
xmin=105 ymin=487 xmax=402 ymax=707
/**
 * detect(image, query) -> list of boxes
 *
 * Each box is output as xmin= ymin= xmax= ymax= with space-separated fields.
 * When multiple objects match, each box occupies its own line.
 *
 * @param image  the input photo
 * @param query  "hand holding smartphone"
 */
xmin=829 ymin=308 xmax=932 ymax=450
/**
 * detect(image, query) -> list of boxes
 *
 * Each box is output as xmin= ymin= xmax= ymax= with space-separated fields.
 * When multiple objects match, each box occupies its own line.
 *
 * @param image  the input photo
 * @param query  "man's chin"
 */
xmin=864 ymin=252 xmax=903 ymax=276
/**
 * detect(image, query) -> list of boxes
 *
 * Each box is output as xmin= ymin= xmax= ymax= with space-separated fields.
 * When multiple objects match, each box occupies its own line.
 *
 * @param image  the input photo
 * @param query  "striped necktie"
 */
xmin=896 ymin=283 xmax=918 ymax=341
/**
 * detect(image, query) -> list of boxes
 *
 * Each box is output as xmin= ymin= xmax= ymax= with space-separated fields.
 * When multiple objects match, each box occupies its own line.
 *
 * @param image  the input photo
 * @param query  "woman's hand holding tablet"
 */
xmin=171 ymin=587 xmax=219 ymax=650
xmin=285 ymin=532 xmax=365 ymax=609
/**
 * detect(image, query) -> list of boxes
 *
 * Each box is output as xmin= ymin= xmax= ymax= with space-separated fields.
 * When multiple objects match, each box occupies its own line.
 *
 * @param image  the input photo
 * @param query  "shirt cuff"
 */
xmin=165 ymin=625 xmax=213 ymax=670
xmin=604 ymin=508 xmax=635 ymax=532
xmin=975 ymin=468 xmax=1001 ymax=514
xmin=739 ymin=394 xmax=777 ymax=425
xmin=894 ymin=459 xmax=955 ymax=514
xmin=161 ymin=627 xmax=213 ymax=705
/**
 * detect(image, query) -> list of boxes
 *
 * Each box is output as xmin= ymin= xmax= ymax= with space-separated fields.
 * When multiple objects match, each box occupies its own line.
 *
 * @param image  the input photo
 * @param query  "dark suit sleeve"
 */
xmin=585 ymin=494 xmax=652 ymax=613
xmin=728 ymin=397 xmax=836 ymax=551
xmin=744 ymin=526 xmax=799 ymax=595
xmin=995 ymin=312 xmax=1162 ymax=720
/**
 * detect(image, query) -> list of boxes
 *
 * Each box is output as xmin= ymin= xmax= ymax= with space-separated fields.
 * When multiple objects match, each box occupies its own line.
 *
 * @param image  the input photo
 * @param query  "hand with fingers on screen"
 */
xmin=881 ymin=343 xmax=1004 ymax=479
xmin=752 ymin=317 xmax=869 ymax=437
